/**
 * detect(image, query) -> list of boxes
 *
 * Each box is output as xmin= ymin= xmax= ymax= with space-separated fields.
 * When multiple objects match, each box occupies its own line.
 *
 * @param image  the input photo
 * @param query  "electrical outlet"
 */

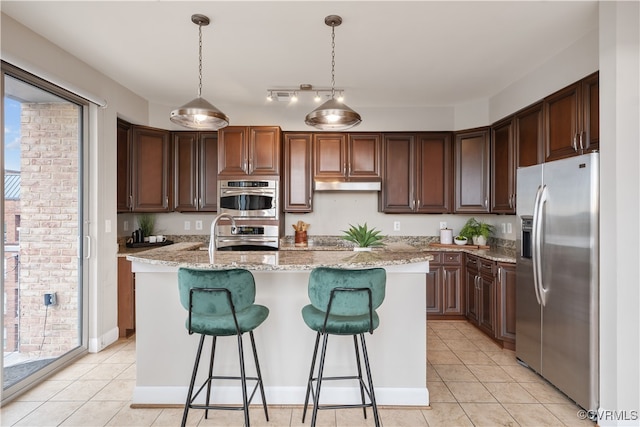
xmin=507 ymin=223 xmax=513 ymax=234
xmin=184 ymin=221 xmax=191 ymax=231
xmin=393 ymin=221 xmax=401 ymax=231
xmin=44 ymin=292 xmax=56 ymax=306
xmin=440 ymin=222 xmax=447 ymax=229
xmin=502 ymin=223 xmax=507 ymax=233
xmin=195 ymin=220 xmax=203 ymax=230
xmin=124 ymin=221 xmax=129 ymax=231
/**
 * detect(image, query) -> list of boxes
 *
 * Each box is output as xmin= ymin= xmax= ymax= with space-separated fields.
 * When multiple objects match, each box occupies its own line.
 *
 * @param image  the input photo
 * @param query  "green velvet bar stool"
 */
xmin=301 ymin=267 xmax=386 ymax=427
xmin=177 ymin=268 xmax=269 ymax=427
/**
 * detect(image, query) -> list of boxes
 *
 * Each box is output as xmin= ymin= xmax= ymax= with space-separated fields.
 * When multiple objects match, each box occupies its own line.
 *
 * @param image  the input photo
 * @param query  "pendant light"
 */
xmin=305 ymin=15 xmax=362 ymax=131
xmin=170 ymin=14 xmax=229 ymax=130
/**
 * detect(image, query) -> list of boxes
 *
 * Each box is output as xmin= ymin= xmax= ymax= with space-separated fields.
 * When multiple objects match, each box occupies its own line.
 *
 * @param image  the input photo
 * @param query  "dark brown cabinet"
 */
xmin=218 ymin=126 xmax=281 ymax=177
xmin=454 ymin=128 xmax=490 ymax=213
xmin=313 ymin=133 xmax=381 ymax=182
xmin=117 ymin=123 xmax=172 ymax=213
xmin=544 ymin=71 xmax=599 ymax=162
xmin=496 ymin=262 xmax=516 ymax=349
xmin=117 ymin=257 xmax=135 ymax=338
xmin=515 ymin=102 xmax=544 ymax=167
xmin=426 ymin=252 xmax=464 ymax=318
xmin=173 ymin=132 xmax=218 ymax=212
xmin=491 ymin=118 xmax=516 ymax=214
xmin=283 ymin=133 xmax=313 ymax=212
xmin=380 ymin=132 xmax=452 ymax=213
xmin=465 ymin=254 xmax=496 ymax=337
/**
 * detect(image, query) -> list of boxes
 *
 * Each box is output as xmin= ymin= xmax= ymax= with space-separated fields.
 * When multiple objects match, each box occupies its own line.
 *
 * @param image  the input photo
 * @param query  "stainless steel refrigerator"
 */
xmin=515 ymin=152 xmax=599 ymax=411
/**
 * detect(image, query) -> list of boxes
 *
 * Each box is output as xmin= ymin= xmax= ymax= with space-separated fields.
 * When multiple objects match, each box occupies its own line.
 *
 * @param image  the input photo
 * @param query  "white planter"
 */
xmin=475 ymin=235 xmax=487 ymax=246
xmin=353 ymin=247 xmax=373 ymax=252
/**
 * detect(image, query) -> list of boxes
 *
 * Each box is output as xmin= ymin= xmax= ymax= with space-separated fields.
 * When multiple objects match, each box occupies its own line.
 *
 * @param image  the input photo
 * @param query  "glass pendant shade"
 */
xmin=305 ymin=97 xmax=362 ymax=130
xmin=170 ymin=96 xmax=229 ymax=130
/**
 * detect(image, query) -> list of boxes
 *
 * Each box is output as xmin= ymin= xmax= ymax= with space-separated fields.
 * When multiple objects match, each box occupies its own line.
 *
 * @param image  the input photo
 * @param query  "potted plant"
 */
xmin=458 ymin=217 xmax=494 ymax=246
xmin=137 ymin=213 xmax=155 ymax=241
xmin=475 ymin=221 xmax=495 ymax=246
xmin=341 ymin=223 xmax=385 ymax=251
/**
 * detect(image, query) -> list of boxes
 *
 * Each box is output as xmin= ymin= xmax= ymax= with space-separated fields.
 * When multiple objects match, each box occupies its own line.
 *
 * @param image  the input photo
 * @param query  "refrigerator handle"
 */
xmin=531 ymin=185 xmax=543 ymax=306
xmin=536 ymin=186 xmax=549 ymax=306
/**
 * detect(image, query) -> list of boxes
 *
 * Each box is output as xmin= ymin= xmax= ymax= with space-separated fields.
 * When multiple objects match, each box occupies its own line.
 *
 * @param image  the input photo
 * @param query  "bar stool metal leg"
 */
xmin=302 ymin=331 xmax=322 ymax=423
xmin=249 ymin=331 xmax=269 ymax=421
xmin=182 ymin=334 xmax=206 ymax=427
xmin=360 ymin=333 xmax=381 ymax=427
xmin=237 ymin=333 xmax=250 ymax=427
xmin=353 ymin=335 xmax=368 ymax=419
xmin=311 ymin=333 xmax=330 ymax=427
xmin=204 ymin=336 xmax=217 ymax=420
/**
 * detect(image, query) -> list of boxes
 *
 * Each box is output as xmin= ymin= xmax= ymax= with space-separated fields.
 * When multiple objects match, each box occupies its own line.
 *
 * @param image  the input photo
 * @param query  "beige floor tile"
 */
xmin=50 ymin=379 xmax=109 ymax=401
xmin=80 ymin=363 xmax=130 ymax=381
xmin=334 ymin=407 xmax=377 ymax=426
xmin=290 ymin=407 xmax=336 ymax=426
xmin=429 ymin=321 xmax=460 ymax=330
xmin=441 ymin=338 xmax=479 ymax=351
xmin=103 ymin=350 xmax=136 ymax=364
xmin=432 ymin=364 xmax=478 ymax=382
xmin=105 ymin=405 xmax=164 ymax=426
xmin=452 ymin=350 xmax=496 ymax=365
xmin=150 ymin=407 xmax=204 ymax=426
xmin=196 ymin=409 xmax=248 ymax=426
xmin=427 ymin=349 xmax=462 ymax=365
xmin=427 ymin=337 xmax=449 ymax=350
xmin=427 ymin=381 xmax=456 ymax=403
xmin=501 ymin=364 xmax=546 ymax=383
xmin=48 ymin=362 xmax=97 ymax=381
xmin=0 ymin=401 xmax=42 ymax=426
xmin=483 ymin=382 xmax=538 ymax=403
xmin=469 ymin=337 xmax=503 ymax=352
xmin=446 ymin=382 xmax=496 ymax=403
xmin=14 ymin=401 xmax=84 ymax=426
xmin=377 ymin=407 xmax=428 ymax=426
xmin=115 ymin=364 xmax=137 ymax=380
xmin=459 ymin=402 xmax=518 ymax=427
xmin=503 ymin=403 xmax=564 ymax=426
xmin=520 ymin=381 xmax=572 ymax=404
xmin=543 ymin=403 xmax=597 ymax=426
xmin=484 ymin=350 xmax=520 ymax=366
xmin=14 ymin=380 xmax=73 ymax=402
xmin=467 ymin=365 xmax=515 ymax=382
xmin=90 ymin=379 xmax=136 ymax=401
xmin=249 ymin=406 xmax=292 ymax=427
xmin=426 ymin=363 xmax=441 ymax=381
xmin=59 ymin=400 xmax=126 ymax=426
xmin=421 ymin=403 xmax=473 ymax=427
xmin=434 ymin=329 xmax=467 ymax=340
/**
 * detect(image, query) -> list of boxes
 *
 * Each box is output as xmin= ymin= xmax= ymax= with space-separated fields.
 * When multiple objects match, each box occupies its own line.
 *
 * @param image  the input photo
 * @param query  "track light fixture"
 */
xmin=266 ymin=84 xmax=344 ymax=103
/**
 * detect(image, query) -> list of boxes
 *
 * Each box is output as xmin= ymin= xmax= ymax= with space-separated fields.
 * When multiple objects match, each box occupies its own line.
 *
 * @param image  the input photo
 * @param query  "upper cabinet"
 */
xmin=515 ymin=102 xmax=544 ymax=168
xmin=380 ymin=132 xmax=452 ymax=213
xmin=491 ymin=118 xmax=516 ymax=214
xmin=313 ymin=133 xmax=381 ymax=182
xmin=454 ymin=128 xmax=490 ymax=213
xmin=283 ymin=133 xmax=313 ymax=212
xmin=544 ymin=71 xmax=599 ymax=162
xmin=173 ymin=132 xmax=218 ymax=212
xmin=117 ymin=120 xmax=171 ymax=213
xmin=218 ymin=126 xmax=281 ymax=177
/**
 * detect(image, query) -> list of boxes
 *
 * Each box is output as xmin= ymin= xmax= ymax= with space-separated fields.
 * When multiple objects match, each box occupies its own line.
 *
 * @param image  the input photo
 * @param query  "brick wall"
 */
xmin=18 ymin=102 xmax=80 ymax=358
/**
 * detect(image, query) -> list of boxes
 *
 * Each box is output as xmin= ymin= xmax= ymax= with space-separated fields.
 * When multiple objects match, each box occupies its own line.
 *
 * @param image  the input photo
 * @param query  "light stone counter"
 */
xmin=128 ymin=242 xmax=431 ymax=408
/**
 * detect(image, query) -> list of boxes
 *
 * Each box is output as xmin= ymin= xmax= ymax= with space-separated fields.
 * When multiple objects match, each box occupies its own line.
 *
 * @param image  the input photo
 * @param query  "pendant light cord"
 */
xmin=198 ymin=22 xmax=203 ymax=98
xmin=330 ymin=24 xmax=336 ymax=99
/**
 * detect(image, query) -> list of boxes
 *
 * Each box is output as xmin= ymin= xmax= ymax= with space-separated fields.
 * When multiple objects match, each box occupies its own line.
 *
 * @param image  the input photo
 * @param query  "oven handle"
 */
xmin=220 ymin=189 xmax=275 ymax=196
xmin=217 ymin=237 xmax=279 ymax=243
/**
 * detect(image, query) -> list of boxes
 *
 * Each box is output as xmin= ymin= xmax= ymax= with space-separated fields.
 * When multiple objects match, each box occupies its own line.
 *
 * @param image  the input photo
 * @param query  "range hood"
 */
xmin=314 ymin=180 xmax=381 ymax=191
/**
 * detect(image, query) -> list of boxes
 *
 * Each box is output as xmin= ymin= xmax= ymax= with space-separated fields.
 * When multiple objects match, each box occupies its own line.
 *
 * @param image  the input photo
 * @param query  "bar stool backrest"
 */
xmin=308 ymin=267 xmax=386 ymax=316
xmin=178 ymin=268 xmax=256 ymax=316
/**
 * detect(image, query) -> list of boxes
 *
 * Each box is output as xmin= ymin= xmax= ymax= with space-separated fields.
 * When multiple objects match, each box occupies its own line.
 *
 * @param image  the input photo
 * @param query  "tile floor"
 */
xmin=1 ymin=320 xmax=596 ymax=426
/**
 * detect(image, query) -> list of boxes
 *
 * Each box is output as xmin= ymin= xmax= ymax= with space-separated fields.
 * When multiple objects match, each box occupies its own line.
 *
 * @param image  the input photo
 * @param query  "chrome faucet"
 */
xmin=208 ymin=213 xmax=236 ymax=263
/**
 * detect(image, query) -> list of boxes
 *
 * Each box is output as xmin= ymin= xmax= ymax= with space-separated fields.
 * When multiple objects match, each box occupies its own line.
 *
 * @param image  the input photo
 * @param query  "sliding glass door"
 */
xmin=2 ymin=63 xmax=88 ymax=402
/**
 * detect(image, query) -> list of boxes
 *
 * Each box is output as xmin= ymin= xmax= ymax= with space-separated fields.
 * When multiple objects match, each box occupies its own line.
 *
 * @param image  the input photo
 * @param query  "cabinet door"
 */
xmin=426 ymin=265 xmax=443 ymax=315
xmin=496 ymin=263 xmax=516 ymax=347
xmin=173 ymin=132 xmax=199 ymax=212
xmin=283 ymin=133 xmax=313 ymax=212
xmin=515 ymin=103 xmax=543 ymax=167
xmin=443 ymin=265 xmax=463 ymax=315
xmin=478 ymin=259 xmax=496 ymax=336
xmin=544 ymin=83 xmax=581 ymax=162
xmin=199 ymin=133 xmax=219 ymax=211
xmin=131 ymin=125 xmax=171 ymax=212
xmin=117 ymin=119 xmax=132 ymax=212
xmin=314 ymin=133 xmax=347 ymax=180
xmin=218 ymin=126 xmax=249 ymax=176
xmin=582 ymin=72 xmax=599 ymax=153
xmin=249 ymin=126 xmax=281 ymax=175
xmin=465 ymin=255 xmax=479 ymax=323
xmin=416 ymin=133 xmax=452 ymax=213
xmin=454 ymin=128 xmax=490 ymax=213
xmin=347 ymin=133 xmax=381 ymax=179
xmin=380 ymin=134 xmax=415 ymax=213
xmin=117 ymin=257 xmax=135 ymax=337
xmin=491 ymin=118 xmax=516 ymax=213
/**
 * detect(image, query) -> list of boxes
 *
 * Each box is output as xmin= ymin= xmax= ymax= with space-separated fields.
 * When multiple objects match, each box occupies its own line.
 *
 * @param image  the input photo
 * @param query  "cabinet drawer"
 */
xmin=466 ymin=256 xmax=478 ymax=268
xmin=441 ymin=252 xmax=462 ymax=265
xmin=426 ymin=252 xmax=442 ymax=264
xmin=479 ymin=259 xmax=495 ymax=273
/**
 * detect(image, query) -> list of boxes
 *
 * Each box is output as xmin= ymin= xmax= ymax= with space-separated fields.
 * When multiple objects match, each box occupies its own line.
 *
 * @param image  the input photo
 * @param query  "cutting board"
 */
xmin=429 ymin=243 xmax=490 ymax=250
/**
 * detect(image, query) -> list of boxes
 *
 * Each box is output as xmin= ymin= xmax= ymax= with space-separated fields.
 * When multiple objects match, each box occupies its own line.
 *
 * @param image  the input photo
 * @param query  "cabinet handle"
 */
xmin=199 ymin=198 xmax=203 ymax=208
xmin=128 ymin=195 xmax=133 ymax=210
xmin=579 ymin=132 xmax=585 ymax=152
xmin=484 ymin=198 xmax=488 ymax=208
xmin=572 ymin=134 xmax=578 ymax=151
xmin=497 ymin=267 xmax=502 ymax=284
xmin=343 ymin=162 xmax=347 ymax=176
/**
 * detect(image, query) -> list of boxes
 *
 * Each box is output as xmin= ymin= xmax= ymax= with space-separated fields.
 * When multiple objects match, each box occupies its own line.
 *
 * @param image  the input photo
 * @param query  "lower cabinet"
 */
xmin=426 ymin=252 xmax=464 ymax=319
xmin=464 ymin=253 xmax=515 ymax=348
xmin=117 ymin=257 xmax=135 ymax=338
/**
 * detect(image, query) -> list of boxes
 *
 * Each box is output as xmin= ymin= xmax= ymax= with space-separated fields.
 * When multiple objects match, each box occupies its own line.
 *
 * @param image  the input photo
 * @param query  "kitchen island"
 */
xmin=127 ymin=243 xmax=432 ymax=407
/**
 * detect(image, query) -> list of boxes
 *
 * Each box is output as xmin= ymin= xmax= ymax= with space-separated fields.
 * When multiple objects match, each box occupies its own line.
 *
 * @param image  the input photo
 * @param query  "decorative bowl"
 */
xmin=454 ymin=237 xmax=468 ymax=246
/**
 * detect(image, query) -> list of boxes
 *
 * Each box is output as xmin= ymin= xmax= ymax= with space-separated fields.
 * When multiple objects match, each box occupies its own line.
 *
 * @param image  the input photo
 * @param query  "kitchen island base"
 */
xmin=131 ymin=264 xmax=429 ymax=407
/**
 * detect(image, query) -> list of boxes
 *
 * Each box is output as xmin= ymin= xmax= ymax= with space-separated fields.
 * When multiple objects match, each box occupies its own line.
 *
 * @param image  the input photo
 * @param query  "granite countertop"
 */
xmin=125 ymin=242 xmax=434 ymax=271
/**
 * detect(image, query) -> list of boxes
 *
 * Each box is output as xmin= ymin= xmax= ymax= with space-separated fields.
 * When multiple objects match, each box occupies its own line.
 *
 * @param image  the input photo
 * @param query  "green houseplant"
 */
xmin=341 ymin=223 xmax=385 ymax=250
xmin=137 ymin=213 xmax=155 ymax=238
xmin=458 ymin=218 xmax=494 ymax=245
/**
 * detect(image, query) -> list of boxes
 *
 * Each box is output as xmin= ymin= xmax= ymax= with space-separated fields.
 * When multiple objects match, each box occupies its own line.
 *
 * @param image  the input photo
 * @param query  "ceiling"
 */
xmin=2 ymin=1 xmax=599 ymax=112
